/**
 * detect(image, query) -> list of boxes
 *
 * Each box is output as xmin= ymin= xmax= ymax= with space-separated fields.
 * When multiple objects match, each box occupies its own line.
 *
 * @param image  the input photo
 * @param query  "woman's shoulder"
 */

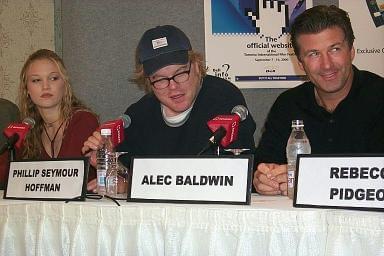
xmin=72 ymin=110 xmax=98 ymax=121
xmin=69 ymin=110 xmax=99 ymax=127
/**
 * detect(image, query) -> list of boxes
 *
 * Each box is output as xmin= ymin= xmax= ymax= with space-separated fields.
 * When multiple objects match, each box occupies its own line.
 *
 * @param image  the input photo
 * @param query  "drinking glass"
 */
xmin=224 ymin=148 xmax=250 ymax=155
xmin=114 ymin=152 xmax=129 ymax=199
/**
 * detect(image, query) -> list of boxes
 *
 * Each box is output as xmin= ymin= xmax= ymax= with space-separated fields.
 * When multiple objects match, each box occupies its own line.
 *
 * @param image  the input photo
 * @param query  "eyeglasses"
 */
xmin=149 ymin=62 xmax=191 ymax=89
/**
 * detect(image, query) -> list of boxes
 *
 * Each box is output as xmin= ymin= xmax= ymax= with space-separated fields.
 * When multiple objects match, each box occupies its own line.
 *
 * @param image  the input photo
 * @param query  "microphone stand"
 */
xmin=0 ymin=134 xmax=19 ymax=161
xmin=197 ymin=127 xmax=226 ymax=156
xmin=9 ymin=147 xmax=16 ymax=161
xmin=215 ymin=145 xmax=221 ymax=156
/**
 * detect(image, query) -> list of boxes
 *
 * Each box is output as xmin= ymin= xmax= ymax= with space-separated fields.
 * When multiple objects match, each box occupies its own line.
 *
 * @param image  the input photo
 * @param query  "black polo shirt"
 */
xmin=256 ymin=66 xmax=384 ymax=164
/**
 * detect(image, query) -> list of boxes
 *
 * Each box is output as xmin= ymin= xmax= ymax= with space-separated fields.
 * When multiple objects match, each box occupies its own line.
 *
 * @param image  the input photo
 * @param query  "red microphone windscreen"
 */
xmin=3 ymin=123 xmax=32 ymax=149
xmin=99 ymin=119 xmax=125 ymax=147
xmin=207 ymin=114 xmax=240 ymax=147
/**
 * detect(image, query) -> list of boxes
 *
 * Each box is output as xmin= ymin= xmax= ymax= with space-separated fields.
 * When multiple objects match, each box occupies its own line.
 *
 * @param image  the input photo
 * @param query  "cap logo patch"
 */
xmin=152 ymin=37 xmax=168 ymax=49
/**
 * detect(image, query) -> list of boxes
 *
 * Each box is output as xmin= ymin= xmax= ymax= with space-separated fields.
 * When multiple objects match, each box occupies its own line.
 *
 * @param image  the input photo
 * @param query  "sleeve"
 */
xmin=367 ymin=84 xmax=384 ymax=152
xmin=230 ymin=106 xmax=257 ymax=153
xmin=0 ymin=99 xmax=20 ymax=187
xmin=115 ymin=104 xmax=142 ymax=169
xmin=65 ymin=111 xmax=99 ymax=156
xmin=224 ymin=84 xmax=256 ymax=152
xmin=64 ymin=111 xmax=99 ymax=181
xmin=254 ymin=95 xmax=292 ymax=165
xmin=0 ymin=152 xmax=9 ymax=189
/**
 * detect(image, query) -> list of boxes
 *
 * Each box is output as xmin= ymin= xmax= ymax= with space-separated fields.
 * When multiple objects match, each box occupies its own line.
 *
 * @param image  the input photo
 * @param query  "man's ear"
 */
xmin=297 ymin=58 xmax=304 ymax=72
xmin=350 ymin=45 xmax=355 ymax=61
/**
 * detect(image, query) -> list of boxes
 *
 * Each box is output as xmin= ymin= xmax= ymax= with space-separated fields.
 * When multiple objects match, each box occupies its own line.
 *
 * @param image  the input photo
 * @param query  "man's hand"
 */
xmin=82 ymin=131 xmax=103 ymax=167
xmin=253 ymin=163 xmax=287 ymax=195
xmin=87 ymin=178 xmax=97 ymax=193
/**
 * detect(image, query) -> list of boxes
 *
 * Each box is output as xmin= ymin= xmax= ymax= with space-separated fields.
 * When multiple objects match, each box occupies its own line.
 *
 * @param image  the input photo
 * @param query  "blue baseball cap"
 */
xmin=138 ymin=25 xmax=192 ymax=76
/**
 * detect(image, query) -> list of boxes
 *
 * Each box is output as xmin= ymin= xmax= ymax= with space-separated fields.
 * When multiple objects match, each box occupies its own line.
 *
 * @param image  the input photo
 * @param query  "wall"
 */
xmin=0 ymin=0 xmax=55 ymax=103
xmin=59 ymin=0 xmax=286 ymax=143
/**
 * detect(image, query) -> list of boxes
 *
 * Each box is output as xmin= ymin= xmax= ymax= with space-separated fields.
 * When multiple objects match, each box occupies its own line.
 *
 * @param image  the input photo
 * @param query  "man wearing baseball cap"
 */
xmin=83 ymin=25 xmax=256 ymax=191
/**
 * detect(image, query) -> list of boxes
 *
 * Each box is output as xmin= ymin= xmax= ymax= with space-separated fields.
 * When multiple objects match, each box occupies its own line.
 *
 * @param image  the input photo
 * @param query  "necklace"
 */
xmin=44 ymin=118 xmax=61 ymax=127
xmin=43 ymin=120 xmax=65 ymax=158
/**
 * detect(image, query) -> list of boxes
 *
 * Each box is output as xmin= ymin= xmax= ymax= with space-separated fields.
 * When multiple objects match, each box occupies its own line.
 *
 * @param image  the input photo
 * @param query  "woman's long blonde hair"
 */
xmin=18 ymin=49 xmax=93 ymax=159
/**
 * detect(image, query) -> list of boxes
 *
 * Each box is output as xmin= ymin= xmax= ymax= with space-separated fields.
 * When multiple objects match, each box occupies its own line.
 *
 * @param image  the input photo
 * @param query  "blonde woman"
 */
xmin=18 ymin=49 xmax=99 ymax=180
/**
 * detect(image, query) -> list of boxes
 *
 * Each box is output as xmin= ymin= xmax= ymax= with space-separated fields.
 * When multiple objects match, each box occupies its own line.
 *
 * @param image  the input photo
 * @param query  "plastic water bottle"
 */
xmin=106 ymin=153 xmax=118 ymax=196
xmin=286 ymin=120 xmax=311 ymax=199
xmin=96 ymin=128 xmax=114 ymax=195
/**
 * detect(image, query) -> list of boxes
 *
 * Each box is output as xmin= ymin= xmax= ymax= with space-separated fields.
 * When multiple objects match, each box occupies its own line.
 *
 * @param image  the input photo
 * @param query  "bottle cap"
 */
xmin=291 ymin=120 xmax=304 ymax=127
xmin=100 ymin=128 xmax=112 ymax=135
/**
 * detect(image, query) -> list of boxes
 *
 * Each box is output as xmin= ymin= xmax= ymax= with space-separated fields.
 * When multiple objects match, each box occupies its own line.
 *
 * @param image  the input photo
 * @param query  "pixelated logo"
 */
xmin=212 ymin=63 xmax=232 ymax=81
xmin=211 ymin=0 xmax=306 ymax=38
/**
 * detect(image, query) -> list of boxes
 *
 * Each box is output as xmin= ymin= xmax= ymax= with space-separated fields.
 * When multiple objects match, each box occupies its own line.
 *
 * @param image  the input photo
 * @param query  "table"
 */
xmin=0 ymin=193 xmax=383 ymax=256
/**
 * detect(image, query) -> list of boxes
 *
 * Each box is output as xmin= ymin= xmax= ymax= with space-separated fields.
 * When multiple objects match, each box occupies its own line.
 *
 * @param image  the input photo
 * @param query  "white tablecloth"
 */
xmin=0 ymin=194 xmax=383 ymax=256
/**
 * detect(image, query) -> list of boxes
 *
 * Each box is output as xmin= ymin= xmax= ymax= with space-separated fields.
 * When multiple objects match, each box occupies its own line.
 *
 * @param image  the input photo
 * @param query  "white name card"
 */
xmin=128 ymin=156 xmax=253 ymax=204
xmin=294 ymin=155 xmax=384 ymax=211
xmin=4 ymin=159 xmax=89 ymax=200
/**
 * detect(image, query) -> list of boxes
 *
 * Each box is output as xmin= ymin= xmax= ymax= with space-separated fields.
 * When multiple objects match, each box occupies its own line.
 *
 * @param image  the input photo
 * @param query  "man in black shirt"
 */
xmin=83 ymin=25 xmax=256 ymax=192
xmin=253 ymin=5 xmax=384 ymax=195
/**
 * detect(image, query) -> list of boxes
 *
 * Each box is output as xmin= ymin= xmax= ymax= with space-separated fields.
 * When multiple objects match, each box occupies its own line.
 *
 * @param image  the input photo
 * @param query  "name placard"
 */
xmin=4 ymin=158 xmax=88 ymax=201
xmin=128 ymin=156 xmax=253 ymax=204
xmin=294 ymin=154 xmax=384 ymax=211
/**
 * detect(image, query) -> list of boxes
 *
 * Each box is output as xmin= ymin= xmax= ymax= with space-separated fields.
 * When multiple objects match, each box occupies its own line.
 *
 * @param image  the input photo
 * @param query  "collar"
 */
xmin=160 ymin=77 xmax=204 ymax=127
xmin=309 ymin=65 xmax=358 ymax=114
xmin=161 ymin=103 xmax=194 ymax=127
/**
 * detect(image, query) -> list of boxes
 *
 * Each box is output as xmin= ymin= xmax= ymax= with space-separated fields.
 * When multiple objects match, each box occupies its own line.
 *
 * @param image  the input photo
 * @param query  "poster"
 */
xmin=204 ymin=0 xmax=384 ymax=88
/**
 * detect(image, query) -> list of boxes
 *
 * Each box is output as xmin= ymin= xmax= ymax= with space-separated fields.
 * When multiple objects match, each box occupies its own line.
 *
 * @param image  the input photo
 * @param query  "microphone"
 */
xmin=99 ymin=114 xmax=131 ymax=147
xmin=1 ymin=117 xmax=35 ymax=154
xmin=207 ymin=105 xmax=248 ymax=148
xmin=231 ymin=105 xmax=248 ymax=122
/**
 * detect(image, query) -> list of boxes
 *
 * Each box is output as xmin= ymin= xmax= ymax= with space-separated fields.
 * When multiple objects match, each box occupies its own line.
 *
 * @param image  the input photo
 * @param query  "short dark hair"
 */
xmin=290 ymin=5 xmax=355 ymax=60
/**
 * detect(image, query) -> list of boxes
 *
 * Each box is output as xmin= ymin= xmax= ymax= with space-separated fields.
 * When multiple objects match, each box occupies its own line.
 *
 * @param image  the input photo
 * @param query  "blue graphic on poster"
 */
xmin=206 ymin=0 xmax=308 ymax=87
xmin=211 ymin=0 xmax=305 ymax=37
